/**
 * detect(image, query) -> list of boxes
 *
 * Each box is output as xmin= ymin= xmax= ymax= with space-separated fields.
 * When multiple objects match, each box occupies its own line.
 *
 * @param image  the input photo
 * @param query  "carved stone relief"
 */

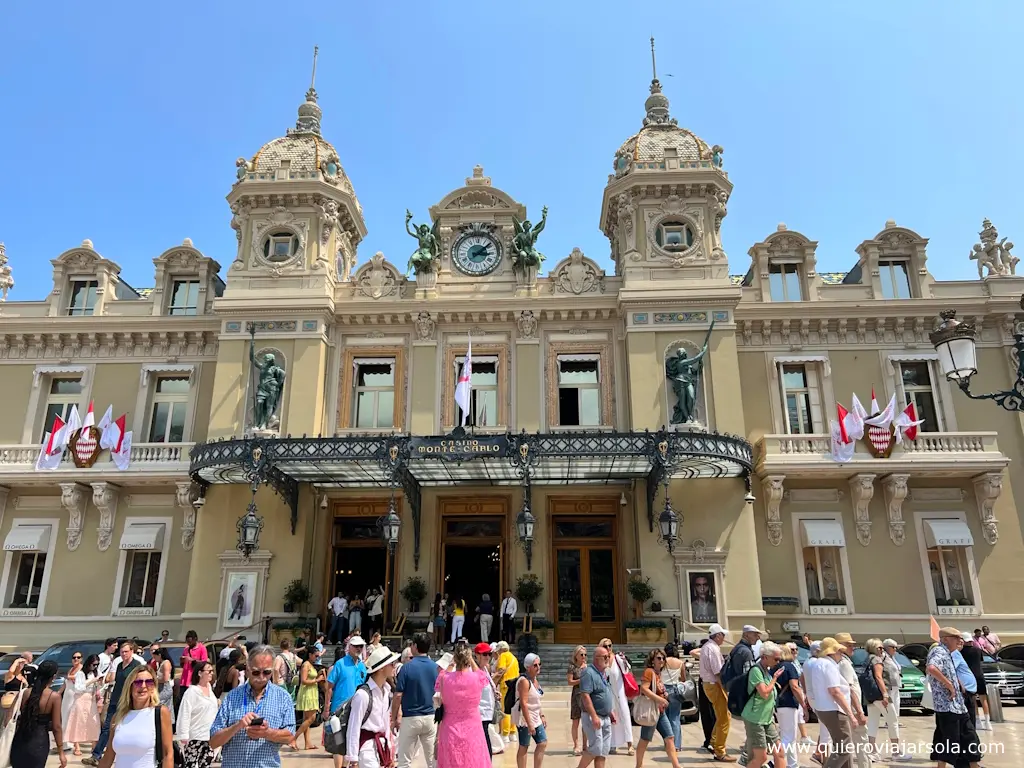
xmin=551 ymin=248 xmax=605 ymax=295
xmin=762 ymin=476 xmax=785 ymax=546
xmin=414 ymin=311 xmax=436 ymax=341
xmin=517 ymin=310 xmax=538 ymax=340
xmin=92 ymin=482 xmax=120 ymax=552
xmin=60 ymin=482 xmax=87 ymax=552
xmin=176 ymin=481 xmax=197 ymax=551
xmin=973 ymin=473 xmax=1002 ymax=545
xmin=355 ymin=252 xmax=400 ymax=299
xmin=849 ymin=474 xmax=876 ymax=546
xmin=881 ymin=474 xmax=909 ymax=546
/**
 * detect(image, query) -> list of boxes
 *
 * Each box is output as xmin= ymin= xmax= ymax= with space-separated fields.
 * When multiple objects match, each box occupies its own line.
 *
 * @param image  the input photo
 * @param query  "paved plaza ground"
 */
xmin=43 ymin=691 xmax=1023 ymax=767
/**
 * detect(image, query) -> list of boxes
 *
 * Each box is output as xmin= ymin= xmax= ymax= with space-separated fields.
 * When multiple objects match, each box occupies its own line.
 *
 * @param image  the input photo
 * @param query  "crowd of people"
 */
xmin=0 ymin=620 xmax=1007 ymax=768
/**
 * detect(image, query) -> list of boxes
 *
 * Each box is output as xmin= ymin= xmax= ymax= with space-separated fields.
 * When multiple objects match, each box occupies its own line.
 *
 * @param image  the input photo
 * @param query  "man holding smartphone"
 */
xmin=210 ymin=645 xmax=296 ymax=768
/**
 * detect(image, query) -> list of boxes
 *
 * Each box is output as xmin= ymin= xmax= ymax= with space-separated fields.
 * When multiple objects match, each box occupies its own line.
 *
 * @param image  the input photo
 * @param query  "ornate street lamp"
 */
xmin=930 ymin=302 xmax=1024 ymax=411
xmin=516 ymin=500 xmax=536 ymax=570
xmin=657 ymin=488 xmax=679 ymax=553
xmin=236 ymin=497 xmax=264 ymax=559
xmin=379 ymin=496 xmax=401 ymax=554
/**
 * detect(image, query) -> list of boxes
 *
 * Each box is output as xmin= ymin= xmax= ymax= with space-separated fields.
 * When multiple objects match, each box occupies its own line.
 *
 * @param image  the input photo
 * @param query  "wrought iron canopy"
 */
xmin=189 ymin=429 xmax=752 ymax=569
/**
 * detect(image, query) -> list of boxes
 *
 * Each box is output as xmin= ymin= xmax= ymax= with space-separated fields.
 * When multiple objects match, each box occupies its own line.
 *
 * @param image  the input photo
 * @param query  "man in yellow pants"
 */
xmin=700 ymin=624 xmax=736 ymax=762
xmin=494 ymin=641 xmax=520 ymax=740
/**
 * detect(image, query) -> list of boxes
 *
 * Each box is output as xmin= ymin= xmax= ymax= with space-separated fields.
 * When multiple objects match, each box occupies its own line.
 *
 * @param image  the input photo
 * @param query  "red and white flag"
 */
xmin=894 ymin=401 xmax=924 ymax=444
xmin=869 ymin=387 xmax=880 ymax=416
xmin=110 ymin=414 xmax=132 ymax=470
xmin=829 ymin=418 xmax=855 ymax=463
xmin=836 ymin=403 xmax=852 ymax=445
xmin=97 ymin=405 xmax=115 ymax=447
xmin=455 ymin=335 xmax=473 ymax=427
xmin=865 ymin=393 xmax=896 ymax=428
xmin=35 ymin=414 xmax=68 ymax=470
xmin=82 ymin=401 xmax=96 ymax=430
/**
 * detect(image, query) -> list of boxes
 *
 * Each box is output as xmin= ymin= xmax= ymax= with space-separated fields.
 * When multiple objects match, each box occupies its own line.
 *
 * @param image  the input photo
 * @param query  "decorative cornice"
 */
xmin=91 ymin=482 xmax=120 ymax=552
xmin=849 ymin=474 xmax=876 ymax=546
xmin=761 ymin=475 xmax=785 ymax=546
xmin=0 ymin=329 xmax=217 ymax=362
xmin=881 ymin=474 xmax=909 ymax=546
xmin=973 ymin=472 xmax=1002 ymax=545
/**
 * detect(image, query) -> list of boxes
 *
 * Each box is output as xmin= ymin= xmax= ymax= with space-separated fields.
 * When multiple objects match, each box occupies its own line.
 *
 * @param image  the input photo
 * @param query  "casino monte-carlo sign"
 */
xmin=409 ymin=435 xmax=508 ymax=460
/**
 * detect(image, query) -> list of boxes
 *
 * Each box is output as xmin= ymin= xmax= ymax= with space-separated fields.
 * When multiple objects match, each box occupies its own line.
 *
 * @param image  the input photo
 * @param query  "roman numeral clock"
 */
xmin=452 ymin=224 xmax=502 ymax=276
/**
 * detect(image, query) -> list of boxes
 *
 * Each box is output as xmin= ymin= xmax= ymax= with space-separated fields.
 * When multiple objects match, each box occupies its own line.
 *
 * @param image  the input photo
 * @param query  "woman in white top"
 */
xmin=345 ymin=646 xmax=400 ymax=768
xmin=60 ymin=651 xmax=84 ymax=751
xmin=598 ymin=639 xmax=634 ymax=755
xmin=513 ymin=653 xmax=547 ymax=768
xmin=176 ymin=661 xmax=219 ymax=768
xmin=65 ymin=653 xmax=104 ymax=754
xmin=97 ymin=665 xmax=173 ymax=768
xmin=660 ymin=643 xmax=687 ymax=747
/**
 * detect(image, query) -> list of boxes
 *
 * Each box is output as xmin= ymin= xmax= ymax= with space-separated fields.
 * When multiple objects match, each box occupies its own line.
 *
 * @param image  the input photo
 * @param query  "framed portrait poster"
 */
xmin=687 ymin=570 xmax=719 ymax=625
xmin=224 ymin=571 xmax=257 ymax=628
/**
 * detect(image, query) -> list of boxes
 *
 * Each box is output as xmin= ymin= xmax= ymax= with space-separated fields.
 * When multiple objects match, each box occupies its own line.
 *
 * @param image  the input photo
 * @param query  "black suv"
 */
xmin=34 ymin=639 xmax=112 ymax=692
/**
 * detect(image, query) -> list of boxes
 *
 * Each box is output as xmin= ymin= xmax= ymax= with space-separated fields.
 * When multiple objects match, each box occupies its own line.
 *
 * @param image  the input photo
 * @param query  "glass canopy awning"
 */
xmin=189 ymin=429 xmax=753 ymax=568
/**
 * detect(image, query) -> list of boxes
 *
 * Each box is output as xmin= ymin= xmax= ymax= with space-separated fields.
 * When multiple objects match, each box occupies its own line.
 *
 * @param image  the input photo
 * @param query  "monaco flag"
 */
xmin=894 ymin=401 xmax=924 ymax=444
xmin=836 ymin=403 xmax=852 ymax=444
xmin=454 ymin=335 xmax=473 ymax=426
xmin=35 ymin=414 xmax=68 ymax=470
xmin=82 ymin=401 xmax=95 ymax=430
xmin=110 ymin=414 xmax=133 ymax=471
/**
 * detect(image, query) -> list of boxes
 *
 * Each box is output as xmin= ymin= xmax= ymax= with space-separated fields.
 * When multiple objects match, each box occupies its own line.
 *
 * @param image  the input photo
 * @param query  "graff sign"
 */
xmin=409 ymin=435 xmax=508 ymax=460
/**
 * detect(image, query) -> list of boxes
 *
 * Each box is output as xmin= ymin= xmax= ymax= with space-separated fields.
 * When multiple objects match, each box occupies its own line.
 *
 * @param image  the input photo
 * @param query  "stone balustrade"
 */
xmin=0 ymin=442 xmax=193 ymax=478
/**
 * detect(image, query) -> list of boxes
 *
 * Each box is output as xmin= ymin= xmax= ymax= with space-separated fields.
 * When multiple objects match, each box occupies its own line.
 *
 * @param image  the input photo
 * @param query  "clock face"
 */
xmin=453 ymin=232 xmax=501 ymax=276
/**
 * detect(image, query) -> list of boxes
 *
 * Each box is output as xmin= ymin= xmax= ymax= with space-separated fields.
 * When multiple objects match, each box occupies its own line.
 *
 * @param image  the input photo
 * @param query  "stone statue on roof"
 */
xmin=970 ymin=218 xmax=1017 ymax=278
xmin=0 ymin=243 xmax=12 ymax=301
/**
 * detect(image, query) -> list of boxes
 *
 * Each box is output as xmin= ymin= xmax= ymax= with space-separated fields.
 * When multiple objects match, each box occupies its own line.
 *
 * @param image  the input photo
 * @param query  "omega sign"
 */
xmin=409 ymin=435 xmax=508 ymax=460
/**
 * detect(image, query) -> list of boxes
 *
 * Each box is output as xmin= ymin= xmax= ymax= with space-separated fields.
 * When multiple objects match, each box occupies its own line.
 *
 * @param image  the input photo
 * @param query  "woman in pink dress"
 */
xmin=65 ymin=654 xmax=102 ymax=753
xmin=435 ymin=642 xmax=491 ymax=768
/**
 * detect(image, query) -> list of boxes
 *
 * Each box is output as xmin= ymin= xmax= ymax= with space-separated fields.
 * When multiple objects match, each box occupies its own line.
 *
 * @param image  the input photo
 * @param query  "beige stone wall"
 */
xmin=0 ymin=366 xmax=34 ymax=443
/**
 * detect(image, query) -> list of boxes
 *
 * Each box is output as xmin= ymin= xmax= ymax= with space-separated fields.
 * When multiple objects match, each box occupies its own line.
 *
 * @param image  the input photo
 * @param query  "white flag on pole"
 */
xmin=65 ymin=404 xmax=82 ymax=440
xmin=455 ymin=335 xmax=473 ymax=426
xmin=97 ymin=406 xmax=116 ymax=448
xmin=35 ymin=414 xmax=67 ymax=471
xmin=111 ymin=414 xmax=132 ymax=470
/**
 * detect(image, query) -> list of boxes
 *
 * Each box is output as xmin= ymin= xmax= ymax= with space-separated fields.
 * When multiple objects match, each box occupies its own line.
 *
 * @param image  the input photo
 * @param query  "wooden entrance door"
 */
xmin=552 ymin=516 xmax=620 ymax=644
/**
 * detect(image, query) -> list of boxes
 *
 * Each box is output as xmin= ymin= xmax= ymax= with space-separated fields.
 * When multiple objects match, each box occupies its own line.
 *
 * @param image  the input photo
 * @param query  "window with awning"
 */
xmin=119 ymin=524 xmax=165 ymax=551
xmin=800 ymin=519 xmax=846 ymax=548
xmin=3 ymin=524 xmax=51 ymax=611
xmin=799 ymin=519 xmax=848 ymax=610
xmin=923 ymin=519 xmax=974 ymax=548
xmin=923 ymin=518 xmax=976 ymax=609
xmin=3 ymin=525 xmax=51 ymax=552
xmin=119 ymin=523 xmax=166 ymax=610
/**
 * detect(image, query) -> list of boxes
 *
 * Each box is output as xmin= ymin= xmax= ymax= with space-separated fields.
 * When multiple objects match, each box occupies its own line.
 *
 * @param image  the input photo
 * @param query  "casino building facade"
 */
xmin=1 ymin=71 xmax=1023 ymax=648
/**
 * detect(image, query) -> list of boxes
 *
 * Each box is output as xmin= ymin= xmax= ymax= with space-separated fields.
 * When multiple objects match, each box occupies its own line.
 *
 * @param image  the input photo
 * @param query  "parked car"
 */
xmin=851 ymin=648 xmax=928 ymax=710
xmin=900 ymin=642 xmax=1023 ymax=704
xmin=0 ymin=650 xmax=45 ymax=679
xmin=995 ymin=643 xmax=1024 ymax=670
xmin=34 ymin=640 xmax=111 ymax=692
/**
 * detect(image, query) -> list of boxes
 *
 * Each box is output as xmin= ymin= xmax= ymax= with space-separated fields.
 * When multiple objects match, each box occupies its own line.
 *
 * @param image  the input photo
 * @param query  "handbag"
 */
xmin=632 ymin=694 xmax=659 ymax=727
xmin=153 ymin=705 xmax=184 ymax=768
xmin=0 ymin=687 xmax=26 ymax=768
xmin=615 ymin=655 xmax=640 ymax=700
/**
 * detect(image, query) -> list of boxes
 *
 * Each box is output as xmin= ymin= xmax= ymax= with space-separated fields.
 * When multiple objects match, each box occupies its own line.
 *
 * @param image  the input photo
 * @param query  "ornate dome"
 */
xmin=235 ymin=86 xmax=360 ymax=209
xmin=612 ymin=78 xmax=720 ymax=179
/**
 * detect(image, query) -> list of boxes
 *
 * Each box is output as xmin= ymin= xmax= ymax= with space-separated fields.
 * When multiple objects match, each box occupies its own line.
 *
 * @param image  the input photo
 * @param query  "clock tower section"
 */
xmin=426 ymin=165 xmax=534 ymax=297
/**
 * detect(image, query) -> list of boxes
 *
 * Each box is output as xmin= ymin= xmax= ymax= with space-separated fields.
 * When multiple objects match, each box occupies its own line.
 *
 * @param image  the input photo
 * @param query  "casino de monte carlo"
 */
xmin=0 ymin=71 xmax=1022 ymax=649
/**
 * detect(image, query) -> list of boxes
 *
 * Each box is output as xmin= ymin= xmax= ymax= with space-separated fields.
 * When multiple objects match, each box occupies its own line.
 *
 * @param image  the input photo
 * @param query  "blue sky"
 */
xmin=2 ymin=1 xmax=1022 ymax=298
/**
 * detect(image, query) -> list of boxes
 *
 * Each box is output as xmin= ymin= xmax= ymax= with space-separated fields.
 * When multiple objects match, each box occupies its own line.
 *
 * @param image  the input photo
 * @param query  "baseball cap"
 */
xmin=742 ymin=625 xmax=762 ymax=634
xmin=348 ymin=636 xmax=366 ymax=646
xmin=474 ymin=642 xmax=492 ymax=654
xmin=708 ymin=624 xmax=726 ymax=637
xmin=961 ymin=632 xmax=973 ymax=643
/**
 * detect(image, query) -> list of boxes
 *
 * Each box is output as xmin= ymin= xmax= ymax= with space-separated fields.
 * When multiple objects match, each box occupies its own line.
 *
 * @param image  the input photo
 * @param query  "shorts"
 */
xmin=930 ymin=711 xmax=980 ymax=763
xmin=743 ymin=718 xmax=780 ymax=752
xmin=517 ymin=724 xmax=547 ymax=747
xmin=639 ymin=710 xmax=674 ymax=743
xmin=581 ymin=716 xmax=612 ymax=756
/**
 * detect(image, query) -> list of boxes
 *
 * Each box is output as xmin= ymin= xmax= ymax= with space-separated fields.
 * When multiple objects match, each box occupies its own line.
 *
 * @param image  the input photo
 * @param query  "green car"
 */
xmin=851 ymin=648 xmax=928 ymax=710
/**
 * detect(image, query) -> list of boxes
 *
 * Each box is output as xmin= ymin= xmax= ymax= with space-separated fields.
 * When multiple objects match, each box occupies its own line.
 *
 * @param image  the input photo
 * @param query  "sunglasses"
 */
xmin=249 ymin=669 xmax=274 ymax=678
xmin=132 ymin=679 xmax=155 ymax=689
xmin=72 ymin=656 xmax=82 ymax=660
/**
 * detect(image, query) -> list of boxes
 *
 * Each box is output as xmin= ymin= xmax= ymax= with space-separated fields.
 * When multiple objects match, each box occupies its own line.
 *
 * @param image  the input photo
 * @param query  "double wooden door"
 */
xmin=552 ymin=516 xmax=620 ymax=643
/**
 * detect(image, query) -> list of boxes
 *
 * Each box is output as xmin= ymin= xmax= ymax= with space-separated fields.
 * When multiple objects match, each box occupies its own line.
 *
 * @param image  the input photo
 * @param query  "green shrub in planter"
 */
xmin=283 ymin=580 xmax=312 ymax=613
xmin=515 ymin=574 xmax=544 ymax=612
xmin=627 ymin=577 xmax=655 ymax=605
xmin=400 ymin=577 xmax=428 ymax=610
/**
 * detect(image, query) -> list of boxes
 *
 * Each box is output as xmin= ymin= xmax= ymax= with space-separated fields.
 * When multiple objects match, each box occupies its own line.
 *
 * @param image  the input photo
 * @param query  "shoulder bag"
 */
xmin=153 ymin=705 xmax=184 ymax=768
xmin=0 ymin=687 xmax=27 ymax=768
xmin=615 ymin=654 xmax=640 ymax=700
xmin=631 ymin=671 xmax=659 ymax=726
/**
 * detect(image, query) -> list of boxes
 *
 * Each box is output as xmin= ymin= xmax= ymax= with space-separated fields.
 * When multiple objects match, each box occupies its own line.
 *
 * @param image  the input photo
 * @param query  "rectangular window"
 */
xmin=352 ymin=361 xmax=395 ymax=429
xmin=9 ymin=552 xmax=46 ymax=609
xmin=802 ymin=545 xmax=846 ymax=606
xmin=779 ymin=364 xmax=820 ymax=434
xmin=168 ymin=280 xmax=200 ymax=316
xmin=898 ymin=362 xmax=940 ymax=432
xmin=557 ymin=357 xmax=601 ymax=426
xmin=879 ymin=260 xmax=912 ymax=299
xmin=67 ymin=280 xmax=99 ymax=316
xmin=148 ymin=376 xmax=189 ymax=443
xmin=41 ymin=377 xmax=83 ymax=440
xmin=926 ymin=546 xmax=973 ymax=607
xmin=768 ymin=263 xmax=802 ymax=301
xmin=120 ymin=551 xmax=162 ymax=608
xmin=456 ymin=360 xmax=498 ymax=427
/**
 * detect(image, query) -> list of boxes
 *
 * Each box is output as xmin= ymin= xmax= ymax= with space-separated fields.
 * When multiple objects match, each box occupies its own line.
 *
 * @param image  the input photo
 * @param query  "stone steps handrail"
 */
xmin=0 ymin=442 xmax=195 ymax=467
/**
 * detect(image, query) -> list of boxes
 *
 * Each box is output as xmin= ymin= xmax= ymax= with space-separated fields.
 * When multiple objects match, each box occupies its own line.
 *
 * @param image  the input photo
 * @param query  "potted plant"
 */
xmin=625 ymin=618 xmax=667 ymax=644
xmin=400 ymin=576 xmax=428 ymax=613
xmin=627 ymin=576 xmax=655 ymax=618
xmin=283 ymin=579 xmax=312 ymax=614
xmin=515 ymin=573 xmax=544 ymax=615
xmin=530 ymin=617 xmax=555 ymax=643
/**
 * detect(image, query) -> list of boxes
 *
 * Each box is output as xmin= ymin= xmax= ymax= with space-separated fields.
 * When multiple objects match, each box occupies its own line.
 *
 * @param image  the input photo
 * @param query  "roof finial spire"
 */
xmin=650 ymin=36 xmax=658 ymax=83
xmin=310 ymin=45 xmax=319 ymax=92
xmin=291 ymin=45 xmax=323 ymax=135
xmin=642 ymin=37 xmax=675 ymax=127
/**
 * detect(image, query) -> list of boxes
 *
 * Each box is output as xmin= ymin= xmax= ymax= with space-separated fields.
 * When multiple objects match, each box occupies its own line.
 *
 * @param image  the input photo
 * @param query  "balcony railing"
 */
xmin=0 ymin=442 xmax=193 ymax=476
xmin=755 ymin=431 xmax=1007 ymax=477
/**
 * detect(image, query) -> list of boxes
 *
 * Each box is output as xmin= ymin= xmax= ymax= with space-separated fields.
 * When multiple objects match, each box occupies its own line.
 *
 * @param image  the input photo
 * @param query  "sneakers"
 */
xmin=802 ymin=736 xmax=816 ymax=745
xmin=891 ymin=754 xmax=913 ymax=762
xmin=81 ymin=758 xmax=99 ymax=767
xmin=977 ymin=717 xmax=991 ymax=731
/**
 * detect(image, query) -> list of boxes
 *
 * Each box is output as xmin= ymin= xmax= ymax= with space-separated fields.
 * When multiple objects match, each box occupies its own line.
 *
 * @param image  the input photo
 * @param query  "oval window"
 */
xmin=656 ymin=222 xmax=695 ymax=250
xmin=263 ymin=232 xmax=298 ymax=262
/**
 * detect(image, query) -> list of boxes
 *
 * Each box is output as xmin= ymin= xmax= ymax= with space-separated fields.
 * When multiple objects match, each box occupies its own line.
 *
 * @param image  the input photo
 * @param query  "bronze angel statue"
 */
xmin=511 ymin=206 xmax=548 ymax=269
xmin=405 ymin=210 xmax=440 ymax=274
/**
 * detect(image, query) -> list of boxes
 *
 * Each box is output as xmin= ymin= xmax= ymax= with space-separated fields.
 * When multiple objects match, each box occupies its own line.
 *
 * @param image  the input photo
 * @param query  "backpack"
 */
xmin=279 ymin=652 xmax=298 ymax=691
xmin=727 ymin=667 xmax=755 ymax=717
xmin=324 ymin=684 xmax=372 ymax=756
xmin=720 ymin=643 xmax=749 ymax=687
xmin=858 ymin=663 xmax=883 ymax=704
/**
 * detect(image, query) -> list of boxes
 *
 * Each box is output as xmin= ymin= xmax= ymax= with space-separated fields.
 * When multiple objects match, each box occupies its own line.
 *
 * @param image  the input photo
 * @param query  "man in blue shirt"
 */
xmin=578 ymin=643 xmax=617 ymax=768
xmin=952 ymin=634 xmax=979 ymax=727
xmin=209 ymin=645 xmax=296 ymax=768
xmin=392 ymin=632 xmax=441 ymax=768
xmin=324 ymin=635 xmax=367 ymax=768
